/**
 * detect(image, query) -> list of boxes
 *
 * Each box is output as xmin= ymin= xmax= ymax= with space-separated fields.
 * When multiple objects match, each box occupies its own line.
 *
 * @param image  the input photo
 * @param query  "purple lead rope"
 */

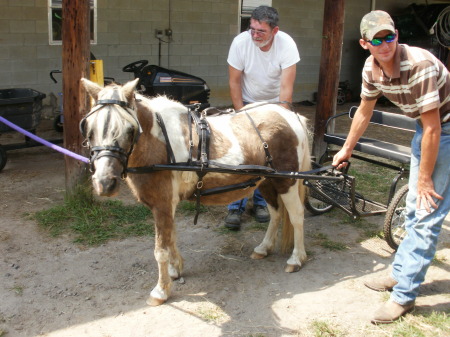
xmin=0 ymin=116 xmax=90 ymax=164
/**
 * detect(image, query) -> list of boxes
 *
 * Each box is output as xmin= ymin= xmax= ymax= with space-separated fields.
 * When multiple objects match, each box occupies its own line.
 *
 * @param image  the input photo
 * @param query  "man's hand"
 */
xmin=332 ymin=148 xmax=352 ymax=170
xmin=417 ymin=176 xmax=443 ymax=213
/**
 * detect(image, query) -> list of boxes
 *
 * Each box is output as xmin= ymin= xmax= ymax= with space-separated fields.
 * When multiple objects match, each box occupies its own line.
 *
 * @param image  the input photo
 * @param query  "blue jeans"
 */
xmin=228 ymin=188 xmax=267 ymax=212
xmin=390 ymin=121 xmax=450 ymax=305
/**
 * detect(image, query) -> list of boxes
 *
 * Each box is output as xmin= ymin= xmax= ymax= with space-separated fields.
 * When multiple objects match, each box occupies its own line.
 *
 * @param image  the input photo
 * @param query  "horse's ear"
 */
xmin=123 ymin=78 xmax=140 ymax=102
xmin=80 ymin=78 xmax=102 ymax=101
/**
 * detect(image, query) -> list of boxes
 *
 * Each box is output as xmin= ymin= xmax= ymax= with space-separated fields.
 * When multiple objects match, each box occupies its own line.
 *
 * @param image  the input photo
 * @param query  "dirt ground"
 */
xmin=0 ymin=104 xmax=449 ymax=337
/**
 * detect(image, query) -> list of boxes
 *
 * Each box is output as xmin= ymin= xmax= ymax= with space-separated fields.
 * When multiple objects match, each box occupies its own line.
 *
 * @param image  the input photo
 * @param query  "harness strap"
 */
xmin=193 ymin=176 xmax=261 ymax=225
xmin=197 ymin=177 xmax=261 ymax=197
xmin=155 ymin=112 xmax=176 ymax=164
xmin=97 ymin=99 xmax=129 ymax=107
xmin=187 ymin=110 xmax=194 ymax=164
xmin=244 ymin=112 xmax=273 ymax=168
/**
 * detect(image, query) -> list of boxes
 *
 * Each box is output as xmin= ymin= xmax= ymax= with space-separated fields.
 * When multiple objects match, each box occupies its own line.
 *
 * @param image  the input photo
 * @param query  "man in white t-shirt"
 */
xmin=224 ymin=5 xmax=300 ymax=230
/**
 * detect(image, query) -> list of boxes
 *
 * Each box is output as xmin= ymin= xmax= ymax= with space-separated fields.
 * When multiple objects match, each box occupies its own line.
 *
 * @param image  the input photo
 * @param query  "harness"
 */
xmin=82 ymin=99 xmax=339 ymax=224
xmin=80 ymin=97 xmax=142 ymax=178
xmin=152 ymin=103 xmax=276 ymax=224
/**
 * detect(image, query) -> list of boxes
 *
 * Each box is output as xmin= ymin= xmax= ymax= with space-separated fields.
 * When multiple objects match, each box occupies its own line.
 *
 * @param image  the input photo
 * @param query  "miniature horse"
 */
xmin=80 ymin=78 xmax=311 ymax=306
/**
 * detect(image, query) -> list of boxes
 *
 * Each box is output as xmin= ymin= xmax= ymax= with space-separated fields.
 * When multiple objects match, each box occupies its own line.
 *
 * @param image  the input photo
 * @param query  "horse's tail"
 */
xmin=280 ymin=117 xmax=311 ymax=254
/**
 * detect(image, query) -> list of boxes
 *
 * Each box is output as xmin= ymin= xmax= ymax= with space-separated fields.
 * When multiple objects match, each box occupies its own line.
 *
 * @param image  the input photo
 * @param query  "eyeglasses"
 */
xmin=248 ymin=28 xmax=268 ymax=37
xmin=367 ymin=34 xmax=396 ymax=46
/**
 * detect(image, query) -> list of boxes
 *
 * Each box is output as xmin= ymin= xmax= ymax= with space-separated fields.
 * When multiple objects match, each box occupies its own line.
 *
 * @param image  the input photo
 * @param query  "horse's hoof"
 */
xmin=250 ymin=251 xmax=266 ymax=260
xmin=146 ymin=296 xmax=166 ymax=306
xmin=285 ymin=264 xmax=301 ymax=273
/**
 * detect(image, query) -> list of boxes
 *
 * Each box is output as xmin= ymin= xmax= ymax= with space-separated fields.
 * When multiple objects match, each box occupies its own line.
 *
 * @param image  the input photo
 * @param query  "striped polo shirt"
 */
xmin=361 ymin=44 xmax=450 ymax=123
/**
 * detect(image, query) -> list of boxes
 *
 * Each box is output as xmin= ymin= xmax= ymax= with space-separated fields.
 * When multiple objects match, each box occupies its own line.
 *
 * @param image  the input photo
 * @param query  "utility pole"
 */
xmin=312 ymin=0 xmax=345 ymax=161
xmin=62 ymin=0 xmax=91 ymax=197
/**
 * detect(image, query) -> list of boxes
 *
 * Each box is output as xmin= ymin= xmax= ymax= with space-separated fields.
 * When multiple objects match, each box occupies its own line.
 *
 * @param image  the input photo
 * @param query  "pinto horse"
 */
xmin=80 ymin=78 xmax=311 ymax=305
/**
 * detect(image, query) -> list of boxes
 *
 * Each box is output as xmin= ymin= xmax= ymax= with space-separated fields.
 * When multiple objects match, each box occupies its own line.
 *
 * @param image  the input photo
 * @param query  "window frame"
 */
xmin=240 ymin=0 xmax=272 ymax=32
xmin=48 ymin=0 xmax=97 ymax=46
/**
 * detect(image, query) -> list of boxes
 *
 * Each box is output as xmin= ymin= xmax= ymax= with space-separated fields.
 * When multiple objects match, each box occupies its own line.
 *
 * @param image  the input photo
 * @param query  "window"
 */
xmin=48 ymin=0 xmax=97 ymax=45
xmin=240 ymin=0 xmax=272 ymax=32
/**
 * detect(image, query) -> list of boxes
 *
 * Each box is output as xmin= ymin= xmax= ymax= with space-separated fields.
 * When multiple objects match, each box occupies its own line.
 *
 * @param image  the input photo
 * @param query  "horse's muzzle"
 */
xmin=92 ymin=175 xmax=120 ymax=196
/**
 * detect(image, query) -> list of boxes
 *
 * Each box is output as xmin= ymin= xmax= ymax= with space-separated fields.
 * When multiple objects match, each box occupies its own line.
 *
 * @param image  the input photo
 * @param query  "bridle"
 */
xmin=80 ymin=98 xmax=142 ymax=178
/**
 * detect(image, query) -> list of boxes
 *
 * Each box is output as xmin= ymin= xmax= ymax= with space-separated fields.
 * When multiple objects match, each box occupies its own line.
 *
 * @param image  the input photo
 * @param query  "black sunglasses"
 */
xmin=368 ymin=33 xmax=396 ymax=46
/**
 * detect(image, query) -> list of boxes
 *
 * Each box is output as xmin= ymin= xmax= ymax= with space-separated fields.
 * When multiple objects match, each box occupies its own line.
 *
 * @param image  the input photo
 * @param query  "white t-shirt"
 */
xmin=227 ymin=30 xmax=300 ymax=103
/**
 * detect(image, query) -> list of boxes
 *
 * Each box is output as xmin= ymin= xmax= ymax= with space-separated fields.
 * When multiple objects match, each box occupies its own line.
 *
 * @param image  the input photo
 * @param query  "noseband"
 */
xmin=80 ymin=98 xmax=142 ymax=178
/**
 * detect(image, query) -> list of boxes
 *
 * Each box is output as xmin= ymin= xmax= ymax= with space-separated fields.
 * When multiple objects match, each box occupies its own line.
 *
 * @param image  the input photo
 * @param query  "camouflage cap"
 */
xmin=360 ymin=10 xmax=395 ymax=40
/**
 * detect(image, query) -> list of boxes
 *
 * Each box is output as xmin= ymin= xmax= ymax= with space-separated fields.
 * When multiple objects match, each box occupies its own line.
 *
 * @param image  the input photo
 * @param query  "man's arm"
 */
xmin=279 ymin=64 xmax=296 ymax=108
xmin=332 ymin=98 xmax=377 ymax=168
xmin=228 ymin=65 xmax=244 ymax=110
xmin=417 ymin=108 xmax=443 ymax=212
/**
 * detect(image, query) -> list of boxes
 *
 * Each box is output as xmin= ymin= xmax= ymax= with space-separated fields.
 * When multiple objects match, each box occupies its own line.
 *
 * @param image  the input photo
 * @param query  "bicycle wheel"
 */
xmin=383 ymin=184 xmax=409 ymax=250
xmin=304 ymin=157 xmax=335 ymax=215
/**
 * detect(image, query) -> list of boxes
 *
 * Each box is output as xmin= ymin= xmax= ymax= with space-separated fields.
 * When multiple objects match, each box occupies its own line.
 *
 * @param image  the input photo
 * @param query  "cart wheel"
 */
xmin=383 ymin=184 xmax=409 ymax=251
xmin=304 ymin=155 xmax=335 ymax=215
xmin=0 ymin=146 xmax=7 ymax=172
xmin=337 ymin=88 xmax=346 ymax=105
xmin=54 ymin=115 xmax=63 ymax=132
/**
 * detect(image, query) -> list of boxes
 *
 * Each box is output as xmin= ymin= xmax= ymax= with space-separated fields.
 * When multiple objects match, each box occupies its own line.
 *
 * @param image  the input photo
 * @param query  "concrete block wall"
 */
xmin=1 ymin=0 xmax=432 ymax=111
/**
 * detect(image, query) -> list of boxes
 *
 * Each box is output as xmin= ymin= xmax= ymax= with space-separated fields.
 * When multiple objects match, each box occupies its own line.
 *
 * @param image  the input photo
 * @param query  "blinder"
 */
xmin=80 ymin=98 xmax=143 ymax=178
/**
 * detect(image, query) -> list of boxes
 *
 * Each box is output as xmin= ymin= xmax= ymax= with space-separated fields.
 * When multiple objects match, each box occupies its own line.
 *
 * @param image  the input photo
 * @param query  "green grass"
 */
xmin=33 ymin=199 xmax=153 ymax=246
xmin=177 ymin=200 xmax=207 ymax=214
xmin=310 ymin=232 xmax=348 ymax=251
xmin=310 ymin=320 xmax=346 ymax=337
xmin=375 ymin=311 xmax=449 ymax=337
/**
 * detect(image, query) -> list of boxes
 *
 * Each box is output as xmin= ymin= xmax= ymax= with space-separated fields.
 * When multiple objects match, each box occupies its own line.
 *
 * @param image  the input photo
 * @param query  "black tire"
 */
xmin=383 ymin=184 xmax=409 ymax=250
xmin=0 ymin=146 xmax=7 ymax=172
xmin=304 ymin=156 xmax=335 ymax=215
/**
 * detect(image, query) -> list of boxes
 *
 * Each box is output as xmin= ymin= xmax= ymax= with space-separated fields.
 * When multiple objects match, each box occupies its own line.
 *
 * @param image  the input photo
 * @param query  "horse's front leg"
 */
xmin=146 ymin=208 xmax=183 ymax=306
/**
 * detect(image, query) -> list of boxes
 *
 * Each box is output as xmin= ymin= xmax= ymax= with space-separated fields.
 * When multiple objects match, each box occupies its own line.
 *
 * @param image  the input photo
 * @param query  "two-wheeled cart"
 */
xmin=304 ymin=106 xmax=415 ymax=251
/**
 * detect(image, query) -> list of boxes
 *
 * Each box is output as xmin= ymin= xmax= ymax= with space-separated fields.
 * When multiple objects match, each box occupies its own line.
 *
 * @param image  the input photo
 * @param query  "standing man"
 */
xmin=332 ymin=10 xmax=450 ymax=324
xmin=224 ymin=5 xmax=300 ymax=230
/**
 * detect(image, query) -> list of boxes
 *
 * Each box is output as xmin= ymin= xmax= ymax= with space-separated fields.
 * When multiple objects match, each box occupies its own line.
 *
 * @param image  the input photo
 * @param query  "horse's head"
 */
xmin=80 ymin=78 xmax=141 ymax=196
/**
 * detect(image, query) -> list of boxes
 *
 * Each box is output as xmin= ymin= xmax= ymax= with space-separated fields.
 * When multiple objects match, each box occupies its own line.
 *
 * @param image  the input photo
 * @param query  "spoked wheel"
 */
xmin=337 ymin=88 xmax=346 ymax=105
xmin=0 ymin=145 xmax=7 ymax=172
xmin=304 ymin=155 xmax=336 ymax=215
xmin=383 ymin=184 xmax=409 ymax=250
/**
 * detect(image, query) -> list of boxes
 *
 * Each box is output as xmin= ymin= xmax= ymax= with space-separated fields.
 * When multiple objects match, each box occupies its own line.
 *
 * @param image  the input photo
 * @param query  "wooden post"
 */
xmin=312 ymin=0 xmax=345 ymax=161
xmin=62 ymin=0 xmax=91 ymax=195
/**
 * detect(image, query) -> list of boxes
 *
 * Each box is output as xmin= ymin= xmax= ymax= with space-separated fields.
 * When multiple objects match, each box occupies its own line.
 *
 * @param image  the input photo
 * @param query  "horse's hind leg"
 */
xmin=281 ymin=182 xmax=307 ymax=272
xmin=251 ymin=204 xmax=281 ymax=259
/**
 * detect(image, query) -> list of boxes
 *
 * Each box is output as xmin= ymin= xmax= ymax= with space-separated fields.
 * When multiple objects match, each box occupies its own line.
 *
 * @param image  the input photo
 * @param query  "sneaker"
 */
xmin=253 ymin=205 xmax=270 ymax=223
xmin=364 ymin=276 xmax=398 ymax=292
xmin=371 ymin=300 xmax=415 ymax=324
xmin=224 ymin=209 xmax=242 ymax=230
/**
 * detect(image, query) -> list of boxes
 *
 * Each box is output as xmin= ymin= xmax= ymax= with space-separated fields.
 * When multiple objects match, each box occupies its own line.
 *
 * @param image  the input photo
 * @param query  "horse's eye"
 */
xmin=127 ymin=128 xmax=135 ymax=140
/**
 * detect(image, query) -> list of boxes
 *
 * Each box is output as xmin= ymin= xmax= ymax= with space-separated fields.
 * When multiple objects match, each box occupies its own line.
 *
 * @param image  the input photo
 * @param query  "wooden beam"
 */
xmin=62 ymin=0 xmax=91 ymax=193
xmin=312 ymin=0 xmax=345 ymax=161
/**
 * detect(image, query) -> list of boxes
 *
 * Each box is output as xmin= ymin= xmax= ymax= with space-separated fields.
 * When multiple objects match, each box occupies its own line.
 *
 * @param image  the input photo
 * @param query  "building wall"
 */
xmin=0 ymin=0 xmax=444 ymax=112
